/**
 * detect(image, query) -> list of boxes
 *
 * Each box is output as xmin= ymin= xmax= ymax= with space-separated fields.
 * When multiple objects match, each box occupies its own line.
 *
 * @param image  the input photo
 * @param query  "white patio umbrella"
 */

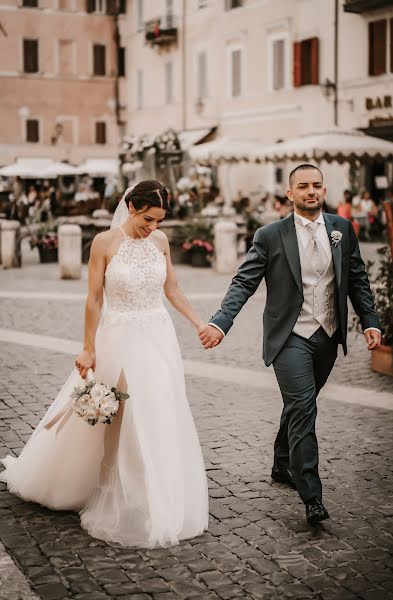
xmin=250 ymin=130 xmax=393 ymax=163
xmin=0 ymin=158 xmax=54 ymax=178
xmin=40 ymin=162 xmax=79 ymax=178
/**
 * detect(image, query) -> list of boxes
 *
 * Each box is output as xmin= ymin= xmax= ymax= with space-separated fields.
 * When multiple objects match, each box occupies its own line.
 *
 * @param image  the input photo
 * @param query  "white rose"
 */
xmin=84 ymin=408 xmax=98 ymax=422
xmin=73 ymin=393 xmax=91 ymax=415
xmin=100 ymin=394 xmax=119 ymax=417
xmin=90 ymin=384 xmax=108 ymax=403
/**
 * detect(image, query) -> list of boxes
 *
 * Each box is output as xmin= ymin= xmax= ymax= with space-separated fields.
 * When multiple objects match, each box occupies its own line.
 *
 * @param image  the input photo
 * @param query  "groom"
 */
xmin=200 ymin=164 xmax=381 ymax=526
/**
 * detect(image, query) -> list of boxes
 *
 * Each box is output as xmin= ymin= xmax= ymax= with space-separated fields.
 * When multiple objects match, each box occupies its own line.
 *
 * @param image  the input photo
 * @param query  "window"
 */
xmin=23 ymin=39 xmax=39 ymax=73
xmin=272 ymin=39 xmax=285 ymax=90
xmin=198 ymin=0 xmax=208 ymax=7
xmin=26 ymin=119 xmax=39 ymax=143
xmin=59 ymin=40 xmax=74 ymax=76
xmin=118 ymin=0 xmax=126 ymax=13
xmin=22 ymin=0 xmax=38 ymax=6
xmin=95 ymin=121 xmax=106 ymax=144
xmin=93 ymin=44 xmax=106 ymax=76
xmin=368 ymin=18 xmax=392 ymax=76
xmin=293 ymin=37 xmax=319 ymax=86
xmin=225 ymin=0 xmax=242 ymax=10
xmin=86 ymin=0 xmax=105 ymax=13
xmin=229 ymin=47 xmax=242 ymax=97
xmin=136 ymin=0 xmax=144 ymax=29
xmin=118 ymin=46 xmax=125 ymax=77
xmin=165 ymin=61 xmax=174 ymax=104
xmin=197 ymin=50 xmax=207 ymax=98
xmin=137 ymin=69 xmax=144 ymax=109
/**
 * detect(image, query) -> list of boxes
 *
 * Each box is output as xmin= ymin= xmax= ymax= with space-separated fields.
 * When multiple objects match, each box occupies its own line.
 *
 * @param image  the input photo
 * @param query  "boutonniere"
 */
xmin=330 ymin=230 xmax=342 ymax=247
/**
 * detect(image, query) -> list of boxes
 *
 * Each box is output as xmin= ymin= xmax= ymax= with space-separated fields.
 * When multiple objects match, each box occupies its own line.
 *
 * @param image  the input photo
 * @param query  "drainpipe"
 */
xmin=333 ymin=0 xmax=339 ymax=127
xmin=181 ymin=0 xmax=187 ymax=131
xmin=113 ymin=9 xmax=122 ymax=130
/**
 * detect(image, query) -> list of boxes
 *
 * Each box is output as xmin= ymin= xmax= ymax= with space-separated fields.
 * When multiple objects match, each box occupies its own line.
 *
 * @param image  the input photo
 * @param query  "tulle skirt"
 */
xmin=0 ymin=308 xmax=209 ymax=548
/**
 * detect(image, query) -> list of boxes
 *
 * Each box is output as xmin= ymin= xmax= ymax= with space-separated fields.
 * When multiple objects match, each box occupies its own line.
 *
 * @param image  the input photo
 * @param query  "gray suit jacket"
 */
xmin=210 ymin=212 xmax=381 ymax=366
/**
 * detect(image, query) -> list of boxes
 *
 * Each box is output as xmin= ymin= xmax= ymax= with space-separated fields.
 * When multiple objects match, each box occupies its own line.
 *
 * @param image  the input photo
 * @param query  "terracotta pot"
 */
xmin=371 ymin=344 xmax=393 ymax=377
xmin=190 ymin=250 xmax=210 ymax=268
xmin=38 ymin=246 xmax=58 ymax=264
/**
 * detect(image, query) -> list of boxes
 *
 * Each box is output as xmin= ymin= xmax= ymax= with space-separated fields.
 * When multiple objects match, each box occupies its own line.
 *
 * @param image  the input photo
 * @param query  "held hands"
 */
xmin=364 ymin=329 xmax=381 ymax=351
xmin=199 ymin=324 xmax=224 ymax=349
xmin=75 ymin=350 xmax=96 ymax=379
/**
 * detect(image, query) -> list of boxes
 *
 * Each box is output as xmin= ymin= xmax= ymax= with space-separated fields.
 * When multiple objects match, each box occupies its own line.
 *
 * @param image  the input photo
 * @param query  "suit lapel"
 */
xmin=280 ymin=214 xmax=303 ymax=296
xmin=323 ymin=213 xmax=342 ymax=288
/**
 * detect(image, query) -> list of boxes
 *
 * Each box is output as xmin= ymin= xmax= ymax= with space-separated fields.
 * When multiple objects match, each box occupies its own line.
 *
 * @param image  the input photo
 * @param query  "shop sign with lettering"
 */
xmin=365 ymin=96 xmax=392 ymax=110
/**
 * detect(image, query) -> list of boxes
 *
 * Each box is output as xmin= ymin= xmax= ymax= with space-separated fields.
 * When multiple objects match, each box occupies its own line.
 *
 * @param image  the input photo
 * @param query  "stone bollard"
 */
xmin=1 ymin=220 xmax=21 ymax=269
xmin=58 ymin=224 xmax=82 ymax=280
xmin=214 ymin=220 xmax=238 ymax=274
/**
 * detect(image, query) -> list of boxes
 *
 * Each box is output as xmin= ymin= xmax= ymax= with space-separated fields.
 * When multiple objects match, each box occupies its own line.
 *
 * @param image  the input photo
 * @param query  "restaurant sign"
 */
xmin=365 ymin=95 xmax=392 ymax=110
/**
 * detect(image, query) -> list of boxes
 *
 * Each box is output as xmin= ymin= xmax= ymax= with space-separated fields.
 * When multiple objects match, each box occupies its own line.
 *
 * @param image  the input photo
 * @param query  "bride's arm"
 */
xmin=162 ymin=234 xmax=206 ymax=333
xmin=75 ymin=234 xmax=106 ymax=378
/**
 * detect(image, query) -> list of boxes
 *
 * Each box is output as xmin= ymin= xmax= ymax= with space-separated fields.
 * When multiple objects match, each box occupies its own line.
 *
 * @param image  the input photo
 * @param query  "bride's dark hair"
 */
xmin=124 ymin=180 xmax=169 ymax=212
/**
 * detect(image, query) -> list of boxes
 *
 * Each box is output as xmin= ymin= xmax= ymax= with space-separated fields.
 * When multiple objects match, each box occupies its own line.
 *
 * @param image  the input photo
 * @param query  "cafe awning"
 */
xmin=76 ymin=158 xmax=119 ymax=176
xmin=0 ymin=158 xmax=54 ymax=178
xmin=190 ymin=130 xmax=393 ymax=165
xmin=189 ymin=137 xmax=261 ymax=163
xmin=251 ymin=130 xmax=393 ymax=163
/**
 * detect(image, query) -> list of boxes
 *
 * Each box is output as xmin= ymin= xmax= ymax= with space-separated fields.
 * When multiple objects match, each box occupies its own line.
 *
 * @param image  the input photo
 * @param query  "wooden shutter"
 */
xmin=118 ymin=46 xmax=125 ymax=77
xmin=86 ymin=0 xmax=95 ymax=13
xmin=293 ymin=41 xmax=301 ymax=87
xmin=106 ymin=0 xmax=117 ymax=15
xmin=310 ymin=37 xmax=319 ymax=84
xmin=390 ymin=19 xmax=393 ymax=73
xmin=23 ymin=39 xmax=38 ymax=73
xmin=369 ymin=20 xmax=387 ymax=76
xmin=26 ymin=119 xmax=39 ymax=143
xmin=95 ymin=122 xmax=106 ymax=144
xmin=93 ymin=44 xmax=106 ymax=76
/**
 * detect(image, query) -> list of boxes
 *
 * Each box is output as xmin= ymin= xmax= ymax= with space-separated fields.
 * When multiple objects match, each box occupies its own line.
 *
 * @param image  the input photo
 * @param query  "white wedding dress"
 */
xmin=0 ymin=230 xmax=209 ymax=547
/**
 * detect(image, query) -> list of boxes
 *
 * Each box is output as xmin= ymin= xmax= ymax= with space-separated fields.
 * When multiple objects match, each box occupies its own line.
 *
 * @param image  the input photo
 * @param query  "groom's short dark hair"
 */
xmin=289 ymin=164 xmax=323 ymax=188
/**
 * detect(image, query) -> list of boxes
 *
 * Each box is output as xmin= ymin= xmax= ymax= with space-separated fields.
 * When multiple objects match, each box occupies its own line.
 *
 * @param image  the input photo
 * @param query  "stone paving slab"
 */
xmin=0 ymin=343 xmax=392 ymax=600
xmin=0 ymin=540 xmax=38 ymax=600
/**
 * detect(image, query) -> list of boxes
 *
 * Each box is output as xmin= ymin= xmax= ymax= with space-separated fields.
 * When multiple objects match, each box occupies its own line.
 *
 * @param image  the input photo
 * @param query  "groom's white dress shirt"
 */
xmin=208 ymin=210 xmax=380 ymax=337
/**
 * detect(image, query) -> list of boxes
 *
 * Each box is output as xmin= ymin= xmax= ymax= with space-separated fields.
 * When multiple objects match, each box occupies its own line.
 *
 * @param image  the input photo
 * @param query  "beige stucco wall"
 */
xmin=0 ymin=0 xmax=125 ymax=165
xmin=125 ymin=0 xmax=393 ymax=201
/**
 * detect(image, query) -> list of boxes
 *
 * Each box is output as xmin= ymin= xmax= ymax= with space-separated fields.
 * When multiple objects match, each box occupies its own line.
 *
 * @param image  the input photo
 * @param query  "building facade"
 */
xmin=0 ymin=0 xmax=127 ymax=167
xmin=125 ymin=0 xmax=393 ymax=202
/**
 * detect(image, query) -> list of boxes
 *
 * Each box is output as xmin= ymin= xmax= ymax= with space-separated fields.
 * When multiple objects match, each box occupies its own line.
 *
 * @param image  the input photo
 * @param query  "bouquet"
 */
xmin=71 ymin=380 xmax=129 ymax=426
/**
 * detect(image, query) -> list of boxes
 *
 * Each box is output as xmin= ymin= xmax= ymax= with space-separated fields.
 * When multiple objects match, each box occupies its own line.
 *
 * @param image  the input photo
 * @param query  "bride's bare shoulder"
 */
xmin=90 ymin=229 xmax=121 ymax=256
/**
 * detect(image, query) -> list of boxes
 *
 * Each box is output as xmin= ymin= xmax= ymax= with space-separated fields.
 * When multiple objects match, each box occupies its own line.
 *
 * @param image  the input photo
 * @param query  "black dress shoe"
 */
xmin=306 ymin=498 xmax=330 ymax=526
xmin=271 ymin=466 xmax=296 ymax=489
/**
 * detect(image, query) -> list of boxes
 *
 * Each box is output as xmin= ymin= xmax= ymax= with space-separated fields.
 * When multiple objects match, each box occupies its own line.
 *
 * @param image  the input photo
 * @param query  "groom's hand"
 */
xmin=199 ymin=325 xmax=224 ymax=349
xmin=364 ymin=329 xmax=381 ymax=350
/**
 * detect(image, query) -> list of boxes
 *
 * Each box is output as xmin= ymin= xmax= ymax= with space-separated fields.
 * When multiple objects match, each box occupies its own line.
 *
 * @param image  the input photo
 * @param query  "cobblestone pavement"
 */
xmin=0 ymin=242 xmax=392 ymax=599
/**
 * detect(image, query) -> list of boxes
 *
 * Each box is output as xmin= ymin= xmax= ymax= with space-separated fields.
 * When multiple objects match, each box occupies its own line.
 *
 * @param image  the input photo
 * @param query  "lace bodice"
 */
xmin=104 ymin=234 xmax=167 ymax=315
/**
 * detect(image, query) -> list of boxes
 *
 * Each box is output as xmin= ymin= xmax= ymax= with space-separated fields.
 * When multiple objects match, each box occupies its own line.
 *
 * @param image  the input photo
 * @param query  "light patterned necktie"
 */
xmin=305 ymin=221 xmax=329 ymax=277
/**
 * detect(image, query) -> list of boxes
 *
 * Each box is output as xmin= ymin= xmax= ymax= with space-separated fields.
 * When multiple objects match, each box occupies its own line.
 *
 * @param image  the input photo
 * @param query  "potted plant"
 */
xmin=352 ymin=244 xmax=393 ymax=377
xmin=29 ymin=226 xmax=58 ymax=263
xmin=176 ymin=220 xmax=214 ymax=267
xmin=370 ymin=245 xmax=393 ymax=376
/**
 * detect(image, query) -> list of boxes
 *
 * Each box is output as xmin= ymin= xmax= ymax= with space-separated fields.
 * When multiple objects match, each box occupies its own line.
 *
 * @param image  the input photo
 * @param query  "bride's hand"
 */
xmin=75 ymin=350 xmax=96 ymax=379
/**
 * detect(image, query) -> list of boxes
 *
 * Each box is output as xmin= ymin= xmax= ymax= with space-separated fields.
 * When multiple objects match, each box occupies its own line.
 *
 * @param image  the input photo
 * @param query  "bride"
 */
xmin=0 ymin=180 xmax=209 ymax=548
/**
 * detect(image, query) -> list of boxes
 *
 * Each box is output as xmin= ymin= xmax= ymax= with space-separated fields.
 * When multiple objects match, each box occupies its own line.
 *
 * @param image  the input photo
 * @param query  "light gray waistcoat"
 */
xmin=293 ymin=237 xmax=338 ymax=339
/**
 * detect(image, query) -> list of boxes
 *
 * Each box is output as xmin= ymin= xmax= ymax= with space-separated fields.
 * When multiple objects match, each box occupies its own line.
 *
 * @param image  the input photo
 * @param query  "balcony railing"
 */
xmin=145 ymin=14 xmax=178 ymax=47
xmin=344 ymin=0 xmax=393 ymax=13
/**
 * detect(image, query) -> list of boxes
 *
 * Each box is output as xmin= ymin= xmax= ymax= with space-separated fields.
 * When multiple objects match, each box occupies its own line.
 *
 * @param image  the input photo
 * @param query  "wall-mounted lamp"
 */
xmin=320 ymin=78 xmax=336 ymax=99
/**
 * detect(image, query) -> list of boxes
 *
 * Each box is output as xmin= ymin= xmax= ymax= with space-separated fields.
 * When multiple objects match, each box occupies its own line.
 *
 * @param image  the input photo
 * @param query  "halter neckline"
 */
xmin=119 ymin=225 xmax=144 ymax=241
